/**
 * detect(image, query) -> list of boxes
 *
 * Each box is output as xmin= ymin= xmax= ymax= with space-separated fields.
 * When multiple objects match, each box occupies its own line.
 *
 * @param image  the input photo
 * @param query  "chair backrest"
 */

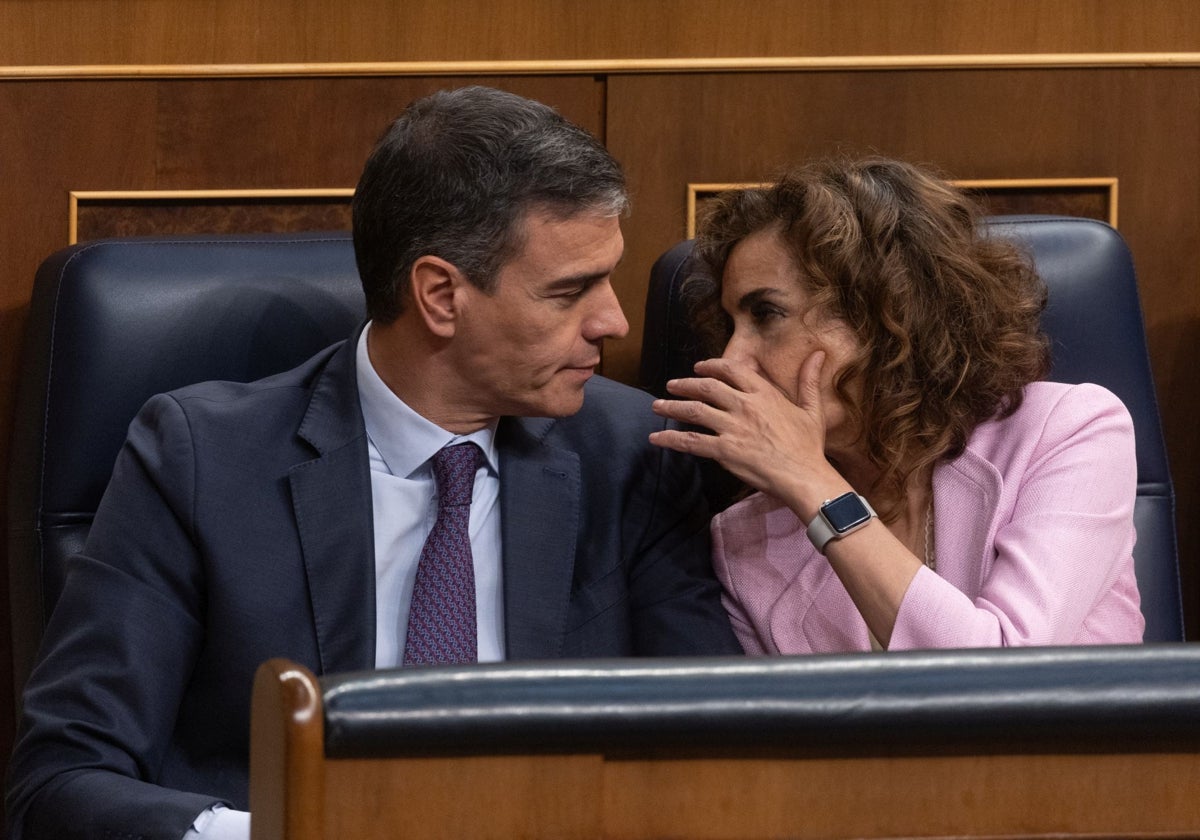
xmin=639 ymin=216 xmax=1183 ymax=642
xmin=7 ymin=233 xmax=364 ymax=699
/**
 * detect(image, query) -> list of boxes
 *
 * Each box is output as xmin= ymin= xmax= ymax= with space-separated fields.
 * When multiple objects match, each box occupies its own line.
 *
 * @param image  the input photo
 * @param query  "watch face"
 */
xmin=823 ymin=492 xmax=873 ymax=534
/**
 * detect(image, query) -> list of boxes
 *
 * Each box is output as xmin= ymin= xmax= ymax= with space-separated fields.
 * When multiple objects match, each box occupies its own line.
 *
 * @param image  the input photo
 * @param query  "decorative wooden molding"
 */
xmin=954 ymin=177 xmax=1119 ymax=227
xmin=68 ymin=188 xmax=354 ymax=244
xmin=686 ymin=177 xmax=1118 ymax=238
xmin=686 ymin=183 xmax=771 ymax=239
xmin=8 ymin=52 xmax=1200 ymax=80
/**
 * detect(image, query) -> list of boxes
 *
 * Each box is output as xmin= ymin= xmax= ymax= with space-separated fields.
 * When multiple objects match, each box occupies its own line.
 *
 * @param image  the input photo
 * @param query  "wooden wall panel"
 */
xmin=73 ymin=193 xmax=353 ymax=241
xmin=606 ymin=66 xmax=1200 ymax=631
xmin=1 ymin=0 xmax=1199 ymax=67
xmin=308 ymin=750 xmax=1200 ymax=838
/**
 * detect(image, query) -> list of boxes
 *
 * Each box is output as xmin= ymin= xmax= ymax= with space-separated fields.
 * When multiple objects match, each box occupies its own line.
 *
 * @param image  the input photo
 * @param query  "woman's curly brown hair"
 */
xmin=689 ymin=157 xmax=1051 ymax=520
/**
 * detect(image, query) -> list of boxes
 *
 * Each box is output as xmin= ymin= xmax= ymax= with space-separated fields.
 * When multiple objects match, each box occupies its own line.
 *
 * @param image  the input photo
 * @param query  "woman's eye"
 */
xmin=751 ymin=304 xmax=784 ymax=323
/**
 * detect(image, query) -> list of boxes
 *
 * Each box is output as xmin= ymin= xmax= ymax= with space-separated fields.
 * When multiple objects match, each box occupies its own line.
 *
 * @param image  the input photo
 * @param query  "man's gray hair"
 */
xmin=352 ymin=86 xmax=628 ymax=322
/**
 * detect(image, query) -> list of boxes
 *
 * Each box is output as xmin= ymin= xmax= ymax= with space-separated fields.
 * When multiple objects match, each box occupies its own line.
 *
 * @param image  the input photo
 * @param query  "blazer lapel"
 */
xmin=933 ymin=449 xmax=1003 ymax=596
xmin=791 ymin=561 xmax=873 ymax=652
xmin=288 ymin=336 xmax=376 ymax=674
xmin=759 ymin=451 xmax=1003 ymax=653
xmin=763 ymin=533 xmax=870 ymax=653
xmin=497 ymin=416 xmax=580 ymax=660
xmin=745 ymin=447 xmax=1003 ymax=654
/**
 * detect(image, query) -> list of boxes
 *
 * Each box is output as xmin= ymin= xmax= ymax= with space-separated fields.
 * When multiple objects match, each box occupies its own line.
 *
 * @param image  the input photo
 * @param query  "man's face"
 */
xmin=449 ymin=209 xmax=628 ymax=420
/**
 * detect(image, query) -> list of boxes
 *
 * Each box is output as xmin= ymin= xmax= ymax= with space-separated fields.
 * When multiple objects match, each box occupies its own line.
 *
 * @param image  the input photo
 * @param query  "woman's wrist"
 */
xmin=776 ymin=466 xmax=854 ymax=525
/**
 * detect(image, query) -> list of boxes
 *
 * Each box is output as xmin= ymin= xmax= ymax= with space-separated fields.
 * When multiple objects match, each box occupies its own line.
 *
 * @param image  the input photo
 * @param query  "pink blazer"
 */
xmin=712 ymin=381 xmax=1145 ymax=653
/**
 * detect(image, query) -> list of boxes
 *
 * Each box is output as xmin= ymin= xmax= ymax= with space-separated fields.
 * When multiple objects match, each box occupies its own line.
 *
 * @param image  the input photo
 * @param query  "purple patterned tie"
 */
xmin=403 ymin=442 xmax=482 ymax=666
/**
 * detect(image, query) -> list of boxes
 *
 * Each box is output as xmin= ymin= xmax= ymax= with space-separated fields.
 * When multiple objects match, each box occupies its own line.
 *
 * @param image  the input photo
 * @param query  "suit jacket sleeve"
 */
xmin=7 ymin=394 xmax=224 ymax=840
xmin=623 ymin=416 xmax=742 ymax=656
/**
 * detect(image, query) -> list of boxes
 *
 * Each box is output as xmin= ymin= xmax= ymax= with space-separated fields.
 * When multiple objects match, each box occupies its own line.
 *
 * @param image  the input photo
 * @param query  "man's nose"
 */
xmin=585 ymin=283 xmax=630 ymax=341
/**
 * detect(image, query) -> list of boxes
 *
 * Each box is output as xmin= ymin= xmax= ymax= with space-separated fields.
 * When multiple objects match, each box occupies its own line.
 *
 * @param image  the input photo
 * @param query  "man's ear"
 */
xmin=409 ymin=255 xmax=465 ymax=338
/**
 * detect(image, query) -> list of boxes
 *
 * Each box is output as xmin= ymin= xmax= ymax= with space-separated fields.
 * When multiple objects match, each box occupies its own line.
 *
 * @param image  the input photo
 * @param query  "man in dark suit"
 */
xmin=7 ymin=86 xmax=740 ymax=839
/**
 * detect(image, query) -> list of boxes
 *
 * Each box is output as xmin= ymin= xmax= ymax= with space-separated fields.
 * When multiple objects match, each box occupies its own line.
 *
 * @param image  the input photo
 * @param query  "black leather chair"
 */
xmin=7 ymin=232 xmax=364 ymax=701
xmin=639 ymin=216 xmax=1183 ymax=642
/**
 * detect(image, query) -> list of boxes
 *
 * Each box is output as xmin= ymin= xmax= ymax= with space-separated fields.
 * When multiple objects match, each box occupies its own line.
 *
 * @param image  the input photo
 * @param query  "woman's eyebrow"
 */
xmin=734 ymin=287 xmax=780 ymax=311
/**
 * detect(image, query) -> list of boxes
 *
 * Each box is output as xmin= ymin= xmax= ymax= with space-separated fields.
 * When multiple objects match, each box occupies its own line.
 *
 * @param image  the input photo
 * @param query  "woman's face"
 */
xmin=719 ymin=227 xmax=863 ymax=454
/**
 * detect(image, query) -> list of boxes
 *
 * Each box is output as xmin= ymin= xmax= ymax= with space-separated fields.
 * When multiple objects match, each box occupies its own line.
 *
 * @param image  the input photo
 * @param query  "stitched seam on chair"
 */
xmin=38 ymin=242 xmax=110 ymax=519
xmin=658 ymin=247 xmax=690 ymax=390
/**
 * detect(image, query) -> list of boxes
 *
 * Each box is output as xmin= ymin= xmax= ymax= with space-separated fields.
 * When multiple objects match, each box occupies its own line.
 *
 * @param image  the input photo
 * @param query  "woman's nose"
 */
xmin=721 ymin=330 xmax=755 ymax=366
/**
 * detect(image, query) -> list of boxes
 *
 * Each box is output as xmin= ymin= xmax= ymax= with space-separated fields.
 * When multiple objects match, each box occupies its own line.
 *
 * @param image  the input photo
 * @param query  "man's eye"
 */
xmin=551 ymin=287 xmax=587 ymax=304
xmin=546 ymin=286 xmax=588 ymax=307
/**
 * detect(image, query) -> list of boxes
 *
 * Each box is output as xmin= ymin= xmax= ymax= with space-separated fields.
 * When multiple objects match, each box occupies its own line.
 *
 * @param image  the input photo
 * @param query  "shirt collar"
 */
xmin=356 ymin=324 xmax=499 ymax=478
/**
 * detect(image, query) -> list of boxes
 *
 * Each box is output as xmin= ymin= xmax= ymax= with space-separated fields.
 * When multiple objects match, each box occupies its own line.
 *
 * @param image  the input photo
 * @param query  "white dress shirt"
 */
xmin=356 ymin=324 xmax=506 ymax=666
xmin=186 ymin=325 xmax=506 ymax=839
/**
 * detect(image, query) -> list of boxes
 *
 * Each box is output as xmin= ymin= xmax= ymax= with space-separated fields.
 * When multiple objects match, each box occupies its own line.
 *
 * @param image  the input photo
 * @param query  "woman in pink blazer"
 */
xmin=650 ymin=157 xmax=1144 ymax=652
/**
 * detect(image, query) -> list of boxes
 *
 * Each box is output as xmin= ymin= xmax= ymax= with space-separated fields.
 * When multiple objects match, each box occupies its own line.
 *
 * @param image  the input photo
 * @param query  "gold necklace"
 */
xmin=924 ymin=494 xmax=936 ymax=571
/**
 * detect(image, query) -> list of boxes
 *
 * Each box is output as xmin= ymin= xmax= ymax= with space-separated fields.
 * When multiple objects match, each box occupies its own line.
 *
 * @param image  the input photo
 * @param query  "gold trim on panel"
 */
xmin=953 ymin=177 xmax=1119 ymax=227
xmin=68 ymin=188 xmax=354 ymax=243
xmin=686 ymin=178 xmax=1118 ymax=238
xmin=9 ymin=52 xmax=1200 ymax=80
xmin=686 ymin=183 xmax=771 ymax=239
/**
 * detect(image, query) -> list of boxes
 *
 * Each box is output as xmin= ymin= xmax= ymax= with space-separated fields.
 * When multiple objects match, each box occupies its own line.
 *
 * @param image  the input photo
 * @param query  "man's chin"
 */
xmin=525 ymin=383 xmax=589 ymax=419
xmin=543 ymin=392 xmax=588 ymax=418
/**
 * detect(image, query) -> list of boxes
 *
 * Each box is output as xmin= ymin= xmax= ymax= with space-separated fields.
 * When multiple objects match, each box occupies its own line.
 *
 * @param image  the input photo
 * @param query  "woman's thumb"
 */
xmin=796 ymin=350 xmax=826 ymax=408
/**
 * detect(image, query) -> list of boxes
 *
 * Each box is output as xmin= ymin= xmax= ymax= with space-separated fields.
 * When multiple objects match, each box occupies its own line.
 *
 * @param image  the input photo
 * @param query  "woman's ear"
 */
xmin=409 ymin=255 xmax=464 ymax=338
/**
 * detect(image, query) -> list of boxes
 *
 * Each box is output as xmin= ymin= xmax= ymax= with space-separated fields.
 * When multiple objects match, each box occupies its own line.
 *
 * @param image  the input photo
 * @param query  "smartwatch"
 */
xmin=806 ymin=492 xmax=877 ymax=554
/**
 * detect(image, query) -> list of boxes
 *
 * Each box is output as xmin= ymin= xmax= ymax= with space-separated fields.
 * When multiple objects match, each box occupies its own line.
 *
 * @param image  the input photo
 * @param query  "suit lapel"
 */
xmin=497 ymin=416 xmax=580 ymax=659
xmin=288 ymin=335 xmax=376 ymax=674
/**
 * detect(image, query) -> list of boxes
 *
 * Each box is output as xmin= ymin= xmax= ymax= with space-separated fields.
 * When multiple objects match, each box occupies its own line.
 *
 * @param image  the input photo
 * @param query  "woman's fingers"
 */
xmin=651 ymin=394 xmax=730 ymax=433
xmin=647 ymin=426 xmax=722 ymax=459
xmin=654 ymin=361 xmax=764 ymax=430
xmin=692 ymin=357 xmax=771 ymax=395
xmin=650 ymin=351 xmax=837 ymax=500
xmin=663 ymin=373 xmax=739 ymax=408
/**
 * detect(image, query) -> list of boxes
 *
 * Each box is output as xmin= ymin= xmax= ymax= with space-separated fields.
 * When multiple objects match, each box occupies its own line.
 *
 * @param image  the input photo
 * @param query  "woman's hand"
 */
xmin=653 ymin=350 xmax=928 ymax=648
xmin=649 ymin=351 xmax=846 ymax=519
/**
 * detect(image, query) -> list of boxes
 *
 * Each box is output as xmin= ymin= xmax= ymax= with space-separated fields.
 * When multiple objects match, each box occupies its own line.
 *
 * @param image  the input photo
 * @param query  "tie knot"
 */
xmin=432 ymin=443 xmax=481 ymax=507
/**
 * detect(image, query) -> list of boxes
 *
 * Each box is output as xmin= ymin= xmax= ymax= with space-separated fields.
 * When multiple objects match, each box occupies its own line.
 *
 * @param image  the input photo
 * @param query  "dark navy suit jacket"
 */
xmin=8 ymin=335 xmax=739 ymax=839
